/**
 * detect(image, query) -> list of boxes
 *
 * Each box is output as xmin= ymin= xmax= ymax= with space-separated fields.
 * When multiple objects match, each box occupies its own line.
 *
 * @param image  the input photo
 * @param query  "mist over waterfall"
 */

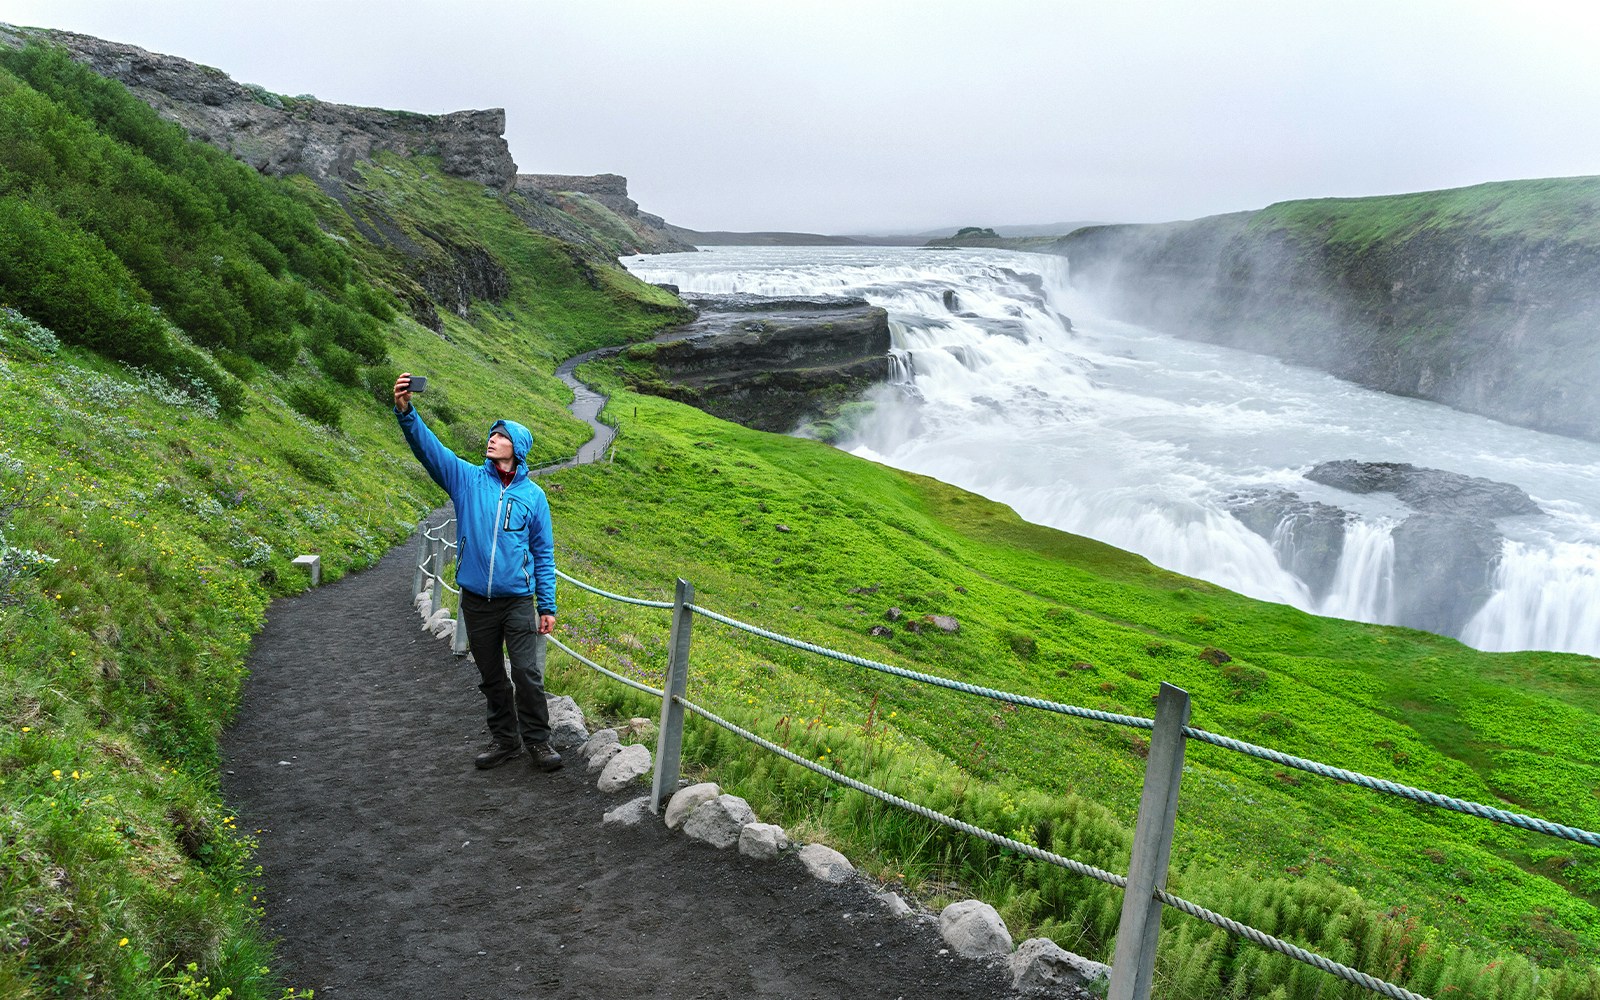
xmin=623 ymin=246 xmax=1600 ymax=656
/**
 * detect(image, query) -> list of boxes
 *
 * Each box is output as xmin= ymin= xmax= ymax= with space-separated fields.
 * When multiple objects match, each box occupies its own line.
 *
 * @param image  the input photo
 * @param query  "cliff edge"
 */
xmin=3 ymin=25 xmax=691 ymax=261
xmin=1050 ymin=178 xmax=1600 ymax=442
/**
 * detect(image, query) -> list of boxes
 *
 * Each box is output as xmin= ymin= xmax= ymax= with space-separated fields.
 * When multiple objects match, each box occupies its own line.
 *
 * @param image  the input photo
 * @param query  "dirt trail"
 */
xmin=220 ymin=536 xmax=1019 ymax=999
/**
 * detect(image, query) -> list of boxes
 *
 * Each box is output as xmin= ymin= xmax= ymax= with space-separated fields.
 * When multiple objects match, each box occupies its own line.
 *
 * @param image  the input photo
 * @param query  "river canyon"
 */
xmin=625 ymin=245 xmax=1600 ymax=657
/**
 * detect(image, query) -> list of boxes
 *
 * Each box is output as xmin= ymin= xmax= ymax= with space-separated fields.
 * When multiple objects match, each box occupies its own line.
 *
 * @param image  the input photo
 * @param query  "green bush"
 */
xmin=282 ymin=381 xmax=343 ymax=430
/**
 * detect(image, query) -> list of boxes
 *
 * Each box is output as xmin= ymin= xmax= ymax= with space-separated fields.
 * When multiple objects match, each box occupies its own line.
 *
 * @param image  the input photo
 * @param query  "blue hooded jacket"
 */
xmin=397 ymin=408 xmax=556 ymax=614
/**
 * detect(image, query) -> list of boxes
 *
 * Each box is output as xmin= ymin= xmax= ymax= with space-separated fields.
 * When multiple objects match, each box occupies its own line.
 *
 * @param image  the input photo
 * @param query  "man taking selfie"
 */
xmin=393 ymin=372 xmax=562 ymax=772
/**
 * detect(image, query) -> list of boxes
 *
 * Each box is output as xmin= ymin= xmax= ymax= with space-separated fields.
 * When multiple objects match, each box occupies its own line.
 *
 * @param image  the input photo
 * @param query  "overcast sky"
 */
xmin=9 ymin=1 xmax=1600 ymax=234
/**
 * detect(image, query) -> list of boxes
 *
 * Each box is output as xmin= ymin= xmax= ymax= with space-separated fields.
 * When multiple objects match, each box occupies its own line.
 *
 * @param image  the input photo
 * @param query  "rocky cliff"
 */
xmin=1049 ymin=178 xmax=1600 ymax=443
xmin=4 ymin=27 xmax=691 ymax=272
xmin=514 ymin=173 xmax=695 ymax=255
xmin=10 ymin=27 xmax=517 ymax=192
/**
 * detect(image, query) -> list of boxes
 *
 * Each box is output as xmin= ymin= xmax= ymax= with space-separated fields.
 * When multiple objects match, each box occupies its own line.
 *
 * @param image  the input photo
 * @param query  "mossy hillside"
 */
xmin=1249 ymin=175 xmax=1600 ymax=251
xmin=538 ymin=371 xmax=1600 ymax=993
xmin=0 ymin=49 xmax=686 ymax=998
xmin=0 ymin=295 xmax=676 ymax=998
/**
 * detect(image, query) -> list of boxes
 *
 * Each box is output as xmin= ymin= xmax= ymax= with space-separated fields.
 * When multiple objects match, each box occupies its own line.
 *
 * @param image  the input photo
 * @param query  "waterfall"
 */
xmin=1464 ymin=541 xmax=1600 ymax=654
xmin=623 ymin=245 xmax=1600 ymax=655
xmin=1315 ymin=521 xmax=1397 ymax=625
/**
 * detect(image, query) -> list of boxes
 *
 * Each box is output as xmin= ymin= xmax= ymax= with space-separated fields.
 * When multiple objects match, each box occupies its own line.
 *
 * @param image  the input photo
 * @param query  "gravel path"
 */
xmin=220 ymin=534 xmax=1020 ymax=999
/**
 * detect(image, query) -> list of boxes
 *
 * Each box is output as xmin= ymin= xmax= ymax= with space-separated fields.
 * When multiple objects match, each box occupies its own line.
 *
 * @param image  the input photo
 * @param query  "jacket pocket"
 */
xmin=501 ymin=498 xmax=531 ymax=533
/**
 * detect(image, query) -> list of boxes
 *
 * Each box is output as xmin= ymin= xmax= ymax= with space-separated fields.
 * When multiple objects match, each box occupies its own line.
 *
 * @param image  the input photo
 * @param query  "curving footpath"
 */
xmin=220 ymin=357 xmax=1022 ymax=998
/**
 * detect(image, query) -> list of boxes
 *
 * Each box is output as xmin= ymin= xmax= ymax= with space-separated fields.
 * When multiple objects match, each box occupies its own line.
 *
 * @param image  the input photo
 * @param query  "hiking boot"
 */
xmin=529 ymin=741 xmax=563 ymax=772
xmin=474 ymin=741 xmax=524 ymax=769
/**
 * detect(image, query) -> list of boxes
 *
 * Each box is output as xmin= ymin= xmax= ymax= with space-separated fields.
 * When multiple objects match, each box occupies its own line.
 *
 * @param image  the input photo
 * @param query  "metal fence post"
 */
xmin=1108 ymin=682 xmax=1192 ymax=1000
xmin=651 ymin=577 xmax=695 ymax=814
xmin=428 ymin=538 xmax=444 ymax=617
xmin=413 ymin=522 xmax=428 ymax=597
xmin=451 ymin=608 xmax=470 ymax=655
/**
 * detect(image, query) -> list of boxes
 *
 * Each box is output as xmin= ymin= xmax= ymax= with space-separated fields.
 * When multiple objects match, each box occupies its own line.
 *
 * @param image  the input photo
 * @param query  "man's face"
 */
xmin=487 ymin=430 xmax=514 ymax=463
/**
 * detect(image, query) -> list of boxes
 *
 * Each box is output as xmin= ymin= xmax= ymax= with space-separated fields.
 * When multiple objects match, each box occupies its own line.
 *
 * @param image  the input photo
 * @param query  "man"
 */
xmin=393 ymin=372 xmax=562 ymax=772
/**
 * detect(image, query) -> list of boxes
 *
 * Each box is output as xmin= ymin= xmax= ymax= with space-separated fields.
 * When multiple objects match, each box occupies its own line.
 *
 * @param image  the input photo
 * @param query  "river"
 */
xmin=622 ymin=245 xmax=1600 ymax=656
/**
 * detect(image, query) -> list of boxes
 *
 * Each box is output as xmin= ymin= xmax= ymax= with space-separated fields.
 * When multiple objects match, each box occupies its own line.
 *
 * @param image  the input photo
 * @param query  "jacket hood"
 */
xmin=488 ymin=419 xmax=533 ymax=468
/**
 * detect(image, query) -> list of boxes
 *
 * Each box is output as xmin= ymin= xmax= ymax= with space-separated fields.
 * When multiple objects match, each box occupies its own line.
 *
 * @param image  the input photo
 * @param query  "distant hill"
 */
xmin=667 ymin=221 xmax=1106 ymax=249
xmin=924 ymin=221 xmax=1104 ymax=248
xmin=665 ymin=226 xmax=870 ymax=247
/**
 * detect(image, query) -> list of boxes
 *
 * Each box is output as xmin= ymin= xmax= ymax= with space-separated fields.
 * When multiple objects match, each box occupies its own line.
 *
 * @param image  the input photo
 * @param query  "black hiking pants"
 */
xmin=459 ymin=589 xmax=551 ymax=748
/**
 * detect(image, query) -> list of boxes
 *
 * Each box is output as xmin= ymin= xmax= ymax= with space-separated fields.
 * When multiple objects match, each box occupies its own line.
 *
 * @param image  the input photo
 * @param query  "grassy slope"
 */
xmin=0 ymin=127 xmax=683 ymax=997
xmin=1249 ymin=175 xmax=1600 ymax=248
xmin=540 ymin=383 xmax=1600 ymax=972
xmin=2 ymin=65 xmax=1597 ymax=997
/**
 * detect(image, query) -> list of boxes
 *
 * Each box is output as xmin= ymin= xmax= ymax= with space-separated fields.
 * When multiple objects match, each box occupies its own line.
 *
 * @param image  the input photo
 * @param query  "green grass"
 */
xmin=535 ymin=375 xmax=1600 ymax=997
xmin=1250 ymin=175 xmax=1600 ymax=249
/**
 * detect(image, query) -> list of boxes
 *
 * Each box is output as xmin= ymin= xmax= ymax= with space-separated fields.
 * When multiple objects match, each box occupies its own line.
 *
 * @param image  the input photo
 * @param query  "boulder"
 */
xmin=581 ymin=729 xmax=619 ymax=760
xmin=601 ymin=795 xmax=654 ymax=828
xmin=545 ymin=695 xmax=589 ymax=749
xmin=586 ymin=741 xmax=625 ymax=774
xmin=875 ymin=891 xmax=912 ymax=918
xmin=664 ymin=782 xmax=721 ymax=830
xmin=1008 ymin=938 xmax=1110 ymax=996
xmin=596 ymin=744 xmax=651 ymax=793
xmin=737 ymin=823 xmax=790 ymax=860
xmin=682 ymin=794 xmax=757 ymax=849
xmin=939 ymin=899 xmax=1013 ymax=959
xmin=797 ymin=843 xmax=854 ymax=884
xmin=925 ymin=614 xmax=960 ymax=633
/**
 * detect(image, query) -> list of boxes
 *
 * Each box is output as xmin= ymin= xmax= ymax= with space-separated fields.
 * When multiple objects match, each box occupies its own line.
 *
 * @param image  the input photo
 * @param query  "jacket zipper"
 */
xmin=486 ymin=485 xmax=507 ymax=598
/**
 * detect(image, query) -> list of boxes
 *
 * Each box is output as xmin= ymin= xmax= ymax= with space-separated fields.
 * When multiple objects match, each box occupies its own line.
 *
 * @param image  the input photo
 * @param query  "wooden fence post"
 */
xmin=1108 ymin=682 xmax=1192 ymax=1000
xmin=651 ymin=577 xmax=694 ymax=814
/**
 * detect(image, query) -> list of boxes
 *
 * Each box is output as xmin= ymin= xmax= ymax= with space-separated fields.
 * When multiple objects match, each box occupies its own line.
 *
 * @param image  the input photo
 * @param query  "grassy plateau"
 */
xmin=0 ymin=36 xmax=1597 ymax=1000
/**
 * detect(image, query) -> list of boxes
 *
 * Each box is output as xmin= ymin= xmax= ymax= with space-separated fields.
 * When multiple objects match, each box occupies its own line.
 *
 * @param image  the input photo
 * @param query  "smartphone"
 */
xmin=407 ymin=375 xmax=428 ymax=393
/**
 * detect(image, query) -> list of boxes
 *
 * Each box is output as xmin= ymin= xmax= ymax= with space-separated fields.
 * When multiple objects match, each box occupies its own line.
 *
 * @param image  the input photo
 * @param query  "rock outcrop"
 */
xmin=16 ymin=28 xmax=517 ymax=193
xmin=1050 ymin=179 xmax=1600 ymax=443
xmin=516 ymin=173 xmax=693 ymax=254
xmin=511 ymin=173 xmax=695 ymax=255
xmin=1226 ymin=491 xmax=1352 ymax=602
xmin=3 ymin=25 xmax=694 ymax=329
xmin=622 ymin=294 xmax=892 ymax=434
xmin=1229 ymin=461 xmax=1541 ymax=637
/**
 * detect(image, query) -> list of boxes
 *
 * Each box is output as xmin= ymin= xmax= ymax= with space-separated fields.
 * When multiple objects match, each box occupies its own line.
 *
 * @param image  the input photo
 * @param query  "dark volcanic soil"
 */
xmin=220 ymin=536 xmax=1020 ymax=1000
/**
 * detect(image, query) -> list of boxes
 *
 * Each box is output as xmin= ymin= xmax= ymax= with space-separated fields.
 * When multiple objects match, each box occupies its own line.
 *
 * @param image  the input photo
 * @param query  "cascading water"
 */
xmin=624 ymin=245 xmax=1600 ymax=656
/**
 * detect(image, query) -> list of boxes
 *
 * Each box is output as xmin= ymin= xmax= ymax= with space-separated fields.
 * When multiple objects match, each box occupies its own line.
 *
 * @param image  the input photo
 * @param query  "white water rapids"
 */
xmin=623 ymin=245 xmax=1600 ymax=656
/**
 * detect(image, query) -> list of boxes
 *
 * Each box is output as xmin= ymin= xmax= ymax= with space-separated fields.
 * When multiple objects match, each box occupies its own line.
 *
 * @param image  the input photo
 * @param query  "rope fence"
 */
xmin=419 ymin=531 xmax=1599 ymax=1000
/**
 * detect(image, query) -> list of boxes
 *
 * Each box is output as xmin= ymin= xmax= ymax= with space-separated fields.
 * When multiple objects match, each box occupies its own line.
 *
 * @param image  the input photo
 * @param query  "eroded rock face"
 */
xmin=26 ymin=29 xmax=518 ymax=192
xmin=1226 ymin=490 xmax=1351 ymax=601
xmin=512 ymin=173 xmax=696 ymax=255
xmin=1390 ymin=513 xmax=1504 ymax=637
xmin=627 ymin=294 xmax=892 ymax=433
xmin=1056 ymin=208 xmax=1600 ymax=443
xmin=1228 ymin=460 xmax=1537 ymax=638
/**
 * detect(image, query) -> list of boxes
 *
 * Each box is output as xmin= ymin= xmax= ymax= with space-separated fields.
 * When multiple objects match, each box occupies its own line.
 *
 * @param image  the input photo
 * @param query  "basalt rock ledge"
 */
xmin=621 ymin=295 xmax=892 ymax=435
